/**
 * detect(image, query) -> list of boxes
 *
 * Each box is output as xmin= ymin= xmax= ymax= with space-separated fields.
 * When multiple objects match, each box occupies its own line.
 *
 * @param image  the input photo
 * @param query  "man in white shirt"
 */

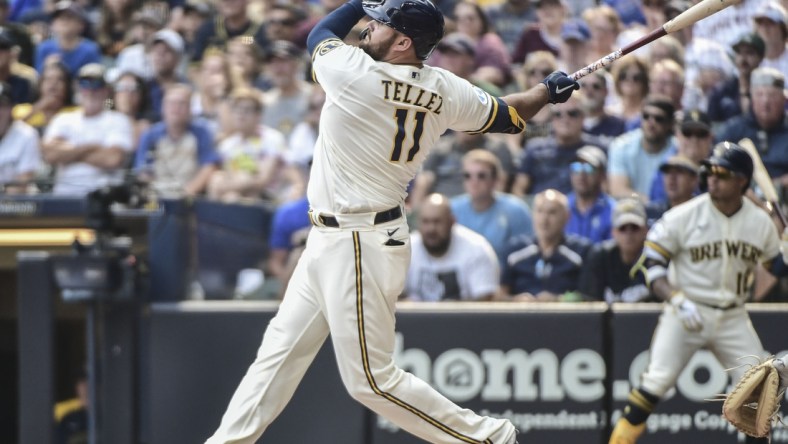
xmin=406 ymin=193 xmax=499 ymax=301
xmin=42 ymin=63 xmax=134 ymax=196
xmin=0 ymin=82 xmax=40 ymax=193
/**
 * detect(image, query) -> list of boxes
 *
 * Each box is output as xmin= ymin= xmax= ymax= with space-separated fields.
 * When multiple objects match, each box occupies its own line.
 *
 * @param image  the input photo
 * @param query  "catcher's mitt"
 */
xmin=722 ymin=357 xmax=783 ymax=438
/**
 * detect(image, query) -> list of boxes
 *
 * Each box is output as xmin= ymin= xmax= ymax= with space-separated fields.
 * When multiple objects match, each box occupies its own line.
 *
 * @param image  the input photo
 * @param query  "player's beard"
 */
xmin=359 ymin=31 xmax=397 ymax=61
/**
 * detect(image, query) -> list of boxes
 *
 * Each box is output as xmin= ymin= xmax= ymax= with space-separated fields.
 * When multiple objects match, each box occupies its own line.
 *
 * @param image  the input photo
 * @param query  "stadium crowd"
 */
xmin=1 ymin=0 xmax=787 ymax=303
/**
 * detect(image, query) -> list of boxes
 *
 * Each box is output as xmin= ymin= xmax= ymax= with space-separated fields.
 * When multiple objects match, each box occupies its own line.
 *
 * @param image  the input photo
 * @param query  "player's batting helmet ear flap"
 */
xmin=362 ymin=0 xmax=445 ymax=60
xmin=701 ymin=141 xmax=754 ymax=193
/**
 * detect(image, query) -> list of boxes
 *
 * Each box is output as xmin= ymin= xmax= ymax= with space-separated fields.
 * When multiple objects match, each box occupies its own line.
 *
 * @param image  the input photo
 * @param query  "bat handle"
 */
xmin=769 ymin=201 xmax=788 ymax=230
xmin=570 ymin=50 xmax=623 ymax=81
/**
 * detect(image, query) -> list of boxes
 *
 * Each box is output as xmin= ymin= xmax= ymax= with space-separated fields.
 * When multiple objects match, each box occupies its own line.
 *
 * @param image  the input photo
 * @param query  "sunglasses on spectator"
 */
xmin=463 ymin=171 xmax=492 ymax=181
xmin=570 ymin=162 xmax=596 ymax=174
xmin=528 ymin=68 xmax=553 ymax=78
xmin=267 ymin=18 xmax=296 ymax=26
xmin=553 ymin=109 xmax=582 ymax=119
xmin=616 ymin=224 xmax=642 ymax=232
xmin=641 ymin=111 xmax=669 ymax=124
xmin=78 ymin=78 xmax=106 ymax=90
xmin=681 ymin=129 xmax=709 ymax=139
xmin=618 ymin=72 xmax=645 ymax=82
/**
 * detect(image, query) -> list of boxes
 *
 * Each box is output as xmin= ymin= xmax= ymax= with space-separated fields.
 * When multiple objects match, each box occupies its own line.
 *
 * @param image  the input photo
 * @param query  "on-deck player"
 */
xmin=206 ymin=0 xmax=580 ymax=442
xmin=609 ymin=142 xmax=788 ymax=444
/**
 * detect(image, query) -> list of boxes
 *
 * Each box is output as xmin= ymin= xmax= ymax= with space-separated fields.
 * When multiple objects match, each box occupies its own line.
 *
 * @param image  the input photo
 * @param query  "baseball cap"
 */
xmin=436 ymin=32 xmax=475 ymax=56
xmin=751 ymin=66 xmax=785 ymax=89
xmin=754 ymin=2 xmax=788 ymax=26
xmin=575 ymin=145 xmax=607 ymax=170
xmin=680 ymin=109 xmax=711 ymax=132
xmin=77 ymin=63 xmax=107 ymax=89
xmin=561 ymin=19 xmax=590 ymax=42
xmin=51 ymin=0 xmax=87 ymax=22
xmin=732 ymin=32 xmax=766 ymax=58
xmin=0 ymin=81 xmax=12 ymax=106
xmin=613 ymin=198 xmax=647 ymax=228
xmin=152 ymin=29 xmax=185 ymax=54
xmin=659 ymin=155 xmax=699 ymax=175
xmin=265 ymin=40 xmax=303 ymax=61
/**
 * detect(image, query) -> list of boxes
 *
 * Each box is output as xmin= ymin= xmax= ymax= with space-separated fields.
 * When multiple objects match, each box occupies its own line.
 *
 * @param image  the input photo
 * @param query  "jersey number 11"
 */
xmin=390 ymin=108 xmax=426 ymax=162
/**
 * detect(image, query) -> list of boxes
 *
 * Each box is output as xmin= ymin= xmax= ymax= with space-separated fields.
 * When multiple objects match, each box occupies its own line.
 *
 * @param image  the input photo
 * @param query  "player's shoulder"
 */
xmin=741 ymin=197 xmax=774 ymax=222
xmin=662 ymin=193 xmax=709 ymax=220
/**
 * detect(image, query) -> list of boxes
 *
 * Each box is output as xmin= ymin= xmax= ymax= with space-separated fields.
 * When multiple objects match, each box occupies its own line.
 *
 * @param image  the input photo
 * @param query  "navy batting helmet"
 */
xmin=362 ymin=0 xmax=445 ymax=60
xmin=700 ymin=141 xmax=754 ymax=192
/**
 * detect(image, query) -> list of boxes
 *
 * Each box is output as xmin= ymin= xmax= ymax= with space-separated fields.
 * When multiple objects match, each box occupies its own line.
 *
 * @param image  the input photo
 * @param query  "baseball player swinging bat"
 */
xmin=738 ymin=138 xmax=788 ymax=228
xmin=570 ymin=0 xmax=738 ymax=81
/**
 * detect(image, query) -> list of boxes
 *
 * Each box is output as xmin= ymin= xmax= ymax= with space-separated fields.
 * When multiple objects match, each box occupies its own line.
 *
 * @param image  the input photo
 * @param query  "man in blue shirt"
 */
xmin=34 ymin=1 xmax=101 ymax=74
xmin=565 ymin=145 xmax=616 ymax=244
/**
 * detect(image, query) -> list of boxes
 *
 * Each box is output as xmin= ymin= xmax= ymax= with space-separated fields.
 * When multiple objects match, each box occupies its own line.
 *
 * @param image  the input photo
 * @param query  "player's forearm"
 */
xmin=500 ymin=84 xmax=550 ymax=122
xmin=307 ymin=0 xmax=365 ymax=55
xmin=650 ymin=276 xmax=674 ymax=302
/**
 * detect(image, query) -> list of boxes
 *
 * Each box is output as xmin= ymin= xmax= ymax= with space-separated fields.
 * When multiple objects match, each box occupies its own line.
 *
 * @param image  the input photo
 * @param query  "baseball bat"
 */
xmin=570 ymin=0 xmax=737 ymax=81
xmin=738 ymin=138 xmax=787 ymax=228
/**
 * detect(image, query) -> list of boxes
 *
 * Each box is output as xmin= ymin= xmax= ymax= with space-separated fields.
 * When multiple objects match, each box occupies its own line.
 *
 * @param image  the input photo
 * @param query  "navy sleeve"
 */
xmin=307 ymin=0 xmax=366 ymax=56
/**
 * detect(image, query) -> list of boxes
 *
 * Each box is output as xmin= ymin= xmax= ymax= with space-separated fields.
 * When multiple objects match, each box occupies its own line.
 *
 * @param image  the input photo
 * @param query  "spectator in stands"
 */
xmin=707 ymin=33 xmax=765 ymax=125
xmin=579 ymin=197 xmax=653 ymax=303
xmin=267 ymin=193 xmax=310 ymax=297
xmin=410 ymin=131 xmax=514 ymax=208
xmin=43 ymin=64 xmax=134 ymax=196
xmin=565 ymin=146 xmax=616 ymax=244
xmin=0 ymin=29 xmax=33 ymax=105
xmin=517 ymin=51 xmax=558 ymax=141
xmin=646 ymin=155 xmax=699 ymax=225
xmin=175 ymin=0 xmax=213 ymax=54
xmin=649 ymin=110 xmax=711 ymax=202
xmin=608 ymin=56 xmax=650 ymax=130
xmin=13 ymin=61 xmax=75 ymax=135
xmin=649 ymin=59 xmax=685 ymax=112
xmin=147 ymin=29 xmax=188 ymax=123
xmin=190 ymin=0 xmax=269 ymax=62
xmin=207 ymin=88 xmax=289 ymax=203
xmin=453 ymin=1 xmax=511 ymax=87
xmin=451 ymin=149 xmax=532 ymax=266
xmin=512 ymin=0 xmax=566 ymax=64
xmin=431 ymin=32 xmax=501 ymax=96
xmin=191 ymin=50 xmax=234 ymax=137
xmin=582 ymin=5 xmax=622 ymax=66
xmin=514 ymin=92 xmax=601 ymax=196
xmin=501 ymin=189 xmax=591 ymax=302
xmin=134 ymin=83 xmax=219 ymax=197
xmin=112 ymin=9 xmax=165 ymax=82
xmin=227 ymin=36 xmax=269 ymax=91
xmin=648 ymin=35 xmax=685 ymax=68
xmin=54 ymin=367 xmax=88 ymax=444
xmin=558 ymin=18 xmax=590 ymax=73
xmin=405 ymin=193 xmax=500 ymax=301
xmin=264 ymin=4 xmax=306 ymax=44
xmin=483 ymin=0 xmax=536 ymax=55
xmin=716 ymin=67 xmax=788 ymax=184
xmin=112 ymin=72 xmax=152 ymax=149
xmin=287 ymin=86 xmax=324 ymax=180
xmin=34 ymin=1 xmax=101 ymax=74
xmin=608 ymin=95 xmax=676 ymax=200
xmin=0 ymin=82 xmax=40 ymax=194
xmin=579 ymin=70 xmax=626 ymax=148
xmin=0 ymin=0 xmax=34 ymax=66
xmin=754 ymin=2 xmax=788 ymax=75
xmin=261 ymin=41 xmax=311 ymax=138
xmin=95 ymin=0 xmax=137 ymax=58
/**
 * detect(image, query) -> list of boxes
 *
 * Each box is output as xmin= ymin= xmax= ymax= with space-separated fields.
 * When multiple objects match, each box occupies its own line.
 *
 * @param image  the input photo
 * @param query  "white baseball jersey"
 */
xmin=308 ymin=39 xmax=512 ymax=214
xmin=645 ymin=194 xmax=780 ymax=307
xmin=407 ymin=224 xmax=499 ymax=301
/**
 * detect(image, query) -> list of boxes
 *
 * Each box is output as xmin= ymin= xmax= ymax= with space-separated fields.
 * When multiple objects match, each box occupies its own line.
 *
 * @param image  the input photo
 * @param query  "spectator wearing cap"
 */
xmin=578 ymin=70 xmax=626 ymax=147
xmin=452 ymin=1 xmax=511 ymax=88
xmin=112 ymin=10 xmax=166 ymax=82
xmin=264 ymin=4 xmax=306 ymax=44
xmin=565 ymin=145 xmax=617 ymax=244
xmin=261 ymin=41 xmax=311 ymax=139
xmin=12 ymin=61 xmax=76 ymax=135
xmin=717 ymin=67 xmax=788 ymax=184
xmin=431 ymin=32 xmax=501 ymax=96
xmin=34 ymin=1 xmax=100 ymax=74
xmin=558 ymin=18 xmax=590 ymax=73
xmin=0 ymin=82 xmax=41 ymax=194
xmin=512 ymin=0 xmax=566 ymax=64
xmin=513 ymin=92 xmax=604 ymax=196
xmin=483 ymin=0 xmax=537 ymax=55
xmin=754 ymin=2 xmax=788 ymax=77
xmin=707 ymin=33 xmax=765 ymax=125
xmin=582 ymin=5 xmax=622 ymax=68
xmin=190 ymin=0 xmax=269 ymax=62
xmin=608 ymin=95 xmax=676 ymax=200
xmin=501 ymin=189 xmax=591 ymax=302
xmin=134 ymin=83 xmax=219 ymax=197
xmin=649 ymin=110 xmax=712 ymax=202
xmin=0 ymin=0 xmax=34 ymax=66
xmin=0 ymin=29 xmax=33 ymax=104
xmin=450 ymin=149 xmax=533 ymax=267
xmin=646 ymin=155 xmax=699 ymax=224
xmin=42 ymin=64 xmax=134 ymax=196
xmin=147 ymin=29 xmax=189 ymax=123
xmin=579 ymin=197 xmax=653 ymax=303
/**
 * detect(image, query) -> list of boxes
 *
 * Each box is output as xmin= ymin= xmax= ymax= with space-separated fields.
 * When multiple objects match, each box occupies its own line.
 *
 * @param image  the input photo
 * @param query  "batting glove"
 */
xmin=541 ymin=71 xmax=580 ymax=104
xmin=773 ymin=355 xmax=788 ymax=392
xmin=781 ymin=227 xmax=788 ymax=265
xmin=670 ymin=292 xmax=702 ymax=331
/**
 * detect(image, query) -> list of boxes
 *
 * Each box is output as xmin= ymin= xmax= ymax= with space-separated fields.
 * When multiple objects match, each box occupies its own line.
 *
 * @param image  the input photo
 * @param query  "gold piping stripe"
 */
xmin=469 ymin=94 xmax=498 ymax=135
xmin=628 ymin=390 xmax=654 ymax=412
xmin=352 ymin=232 xmax=493 ymax=444
xmin=645 ymin=240 xmax=671 ymax=260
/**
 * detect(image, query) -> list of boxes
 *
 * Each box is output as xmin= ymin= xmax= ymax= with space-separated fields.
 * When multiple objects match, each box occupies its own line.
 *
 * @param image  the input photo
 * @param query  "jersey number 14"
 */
xmin=390 ymin=108 xmax=426 ymax=162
